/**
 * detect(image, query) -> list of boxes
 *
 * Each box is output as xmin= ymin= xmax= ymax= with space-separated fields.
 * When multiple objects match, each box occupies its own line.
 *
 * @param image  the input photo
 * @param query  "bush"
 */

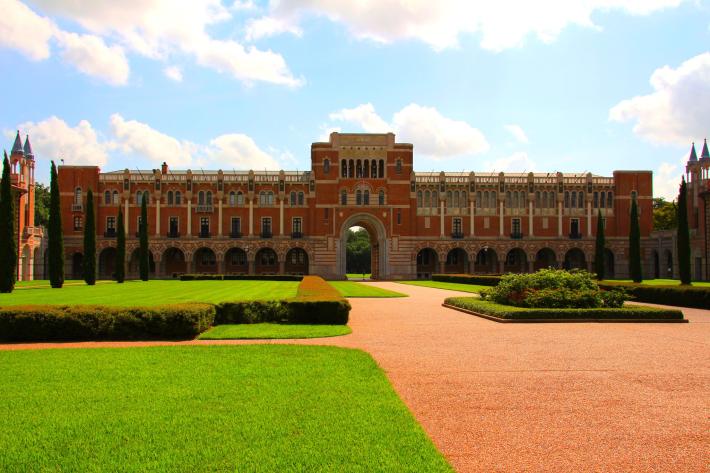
xmin=444 ymin=297 xmax=684 ymax=321
xmin=481 ymin=269 xmax=626 ymax=309
xmin=0 ymin=303 xmax=215 ymax=341
xmin=598 ymin=283 xmax=710 ymax=309
xmin=180 ymin=274 xmax=303 ymax=281
xmin=432 ymin=274 xmax=501 ymax=286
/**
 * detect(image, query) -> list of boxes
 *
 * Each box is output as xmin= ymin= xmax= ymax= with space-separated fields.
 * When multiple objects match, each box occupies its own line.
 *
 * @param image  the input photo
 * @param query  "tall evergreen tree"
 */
xmin=139 ymin=192 xmax=149 ymax=281
xmin=115 ymin=207 xmax=125 ymax=283
xmin=0 ymin=153 xmax=17 ymax=292
xmin=676 ymin=177 xmax=691 ymax=285
xmin=82 ymin=189 xmax=96 ymax=285
xmin=48 ymin=161 xmax=64 ymax=288
xmin=629 ymin=193 xmax=643 ymax=283
xmin=593 ymin=209 xmax=605 ymax=281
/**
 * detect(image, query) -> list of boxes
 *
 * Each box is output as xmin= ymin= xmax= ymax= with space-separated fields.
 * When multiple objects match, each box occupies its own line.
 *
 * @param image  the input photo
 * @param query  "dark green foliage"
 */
xmin=432 ymin=274 xmax=501 ymax=286
xmin=444 ymin=297 xmax=684 ymax=321
xmin=115 ymin=208 xmax=125 ymax=283
xmin=82 ymin=189 xmax=96 ymax=285
xmin=48 ymin=161 xmax=64 ymax=288
xmin=346 ymin=228 xmax=371 ymax=274
xmin=180 ymin=274 xmax=302 ymax=281
xmin=593 ymin=209 xmax=605 ymax=280
xmin=676 ymin=177 xmax=691 ymax=285
xmin=629 ymin=194 xmax=643 ymax=283
xmin=33 ymin=182 xmax=50 ymax=227
xmin=598 ymin=283 xmax=710 ymax=309
xmin=480 ymin=269 xmax=626 ymax=309
xmin=0 ymin=303 xmax=215 ymax=341
xmin=653 ymin=197 xmax=677 ymax=230
xmin=213 ymin=299 xmax=350 ymax=325
xmin=0 ymin=154 xmax=17 ymax=293
xmin=139 ymin=193 xmax=149 ymax=281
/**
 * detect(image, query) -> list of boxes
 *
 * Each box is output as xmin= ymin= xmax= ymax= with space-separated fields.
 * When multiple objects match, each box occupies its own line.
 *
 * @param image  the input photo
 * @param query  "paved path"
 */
xmin=2 ymin=283 xmax=709 ymax=472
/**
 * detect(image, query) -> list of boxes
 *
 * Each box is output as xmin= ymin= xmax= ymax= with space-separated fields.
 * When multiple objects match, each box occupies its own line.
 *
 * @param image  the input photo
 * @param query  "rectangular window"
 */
xmin=396 ymin=210 xmax=401 ymax=225
xmin=262 ymin=217 xmax=272 ymax=235
xmin=74 ymin=216 xmax=82 ymax=231
xmin=106 ymin=216 xmax=116 ymax=230
xmin=200 ymin=217 xmax=210 ymax=236
xmin=542 ymin=217 xmax=549 ymax=229
xmin=512 ymin=218 xmax=521 ymax=235
xmin=231 ymin=217 xmax=241 ymax=236
xmin=570 ymin=218 xmax=580 ymax=237
xmin=453 ymin=217 xmax=462 ymax=234
xmin=169 ymin=216 xmax=179 ymax=235
xmin=292 ymin=217 xmax=302 ymax=234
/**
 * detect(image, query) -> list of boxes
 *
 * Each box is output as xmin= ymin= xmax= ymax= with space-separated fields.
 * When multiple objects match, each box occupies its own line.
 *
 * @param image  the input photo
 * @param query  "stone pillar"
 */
xmin=279 ymin=198 xmax=284 ymax=236
xmin=249 ymin=199 xmax=254 ymax=236
xmin=557 ymin=200 xmax=563 ymax=237
xmin=439 ymin=259 xmax=445 ymax=274
xmin=440 ymin=200 xmax=445 ymax=237
xmin=279 ymin=259 xmax=285 ymax=275
xmin=155 ymin=200 xmax=161 ymax=236
xmin=218 ymin=199 xmax=223 ymax=236
xmin=528 ymin=199 xmax=534 ymax=237
xmin=470 ymin=200 xmax=475 ymax=236
xmin=28 ymin=254 xmax=34 ymax=280
xmin=187 ymin=200 xmax=192 ymax=236
xmin=499 ymin=200 xmax=504 ymax=236
xmin=124 ymin=199 xmax=129 ymax=235
xmin=586 ymin=200 xmax=592 ymax=236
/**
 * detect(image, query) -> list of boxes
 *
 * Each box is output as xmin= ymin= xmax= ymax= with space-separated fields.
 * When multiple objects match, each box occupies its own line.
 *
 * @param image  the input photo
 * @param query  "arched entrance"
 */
xmin=163 ymin=247 xmax=186 ymax=276
xmin=224 ymin=248 xmax=248 ymax=274
xmin=663 ymin=250 xmax=673 ymax=278
xmin=194 ymin=247 xmax=217 ymax=273
xmin=504 ymin=248 xmax=528 ymax=273
xmin=534 ymin=248 xmax=556 ymax=271
xmin=445 ymin=248 xmax=468 ymax=273
xmin=255 ymin=247 xmax=278 ymax=274
xmin=128 ymin=248 xmax=155 ymax=277
xmin=71 ymin=252 xmax=83 ymax=280
xmin=285 ymin=248 xmax=308 ymax=275
xmin=604 ymin=249 xmax=615 ymax=278
xmin=98 ymin=248 xmax=116 ymax=279
xmin=416 ymin=248 xmax=437 ymax=279
xmin=474 ymin=248 xmax=498 ymax=273
xmin=337 ymin=213 xmax=388 ymax=279
xmin=564 ymin=248 xmax=586 ymax=270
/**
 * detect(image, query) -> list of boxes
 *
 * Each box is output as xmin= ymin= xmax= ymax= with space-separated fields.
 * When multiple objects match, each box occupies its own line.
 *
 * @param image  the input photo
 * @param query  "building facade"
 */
xmin=48 ymin=132 xmax=677 ymax=280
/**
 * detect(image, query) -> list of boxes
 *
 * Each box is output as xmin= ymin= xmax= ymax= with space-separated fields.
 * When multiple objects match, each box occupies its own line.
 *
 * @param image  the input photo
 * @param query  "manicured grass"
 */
xmin=0 ymin=280 xmax=299 ymax=306
xmin=0 ymin=346 xmax=451 ymax=472
xmin=602 ymin=278 xmax=710 ymax=287
xmin=328 ymin=281 xmax=407 ymax=298
xmin=398 ymin=280 xmax=488 ymax=294
xmin=198 ymin=323 xmax=351 ymax=339
xmin=347 ymin=273 xmax=371 ymax=279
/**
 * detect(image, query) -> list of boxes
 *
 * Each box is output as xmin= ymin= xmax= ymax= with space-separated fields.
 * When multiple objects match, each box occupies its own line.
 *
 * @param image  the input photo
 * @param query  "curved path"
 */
xmin=2 ymin=283 xmax=709 ymax=472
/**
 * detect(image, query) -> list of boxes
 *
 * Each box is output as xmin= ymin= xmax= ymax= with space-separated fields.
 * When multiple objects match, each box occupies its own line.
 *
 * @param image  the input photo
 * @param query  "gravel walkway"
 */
xmin=1 ymin=283 xmax=708 ymax=472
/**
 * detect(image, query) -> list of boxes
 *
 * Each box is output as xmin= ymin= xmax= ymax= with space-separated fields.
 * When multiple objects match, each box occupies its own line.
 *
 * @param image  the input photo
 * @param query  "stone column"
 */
xmin=499 ymin=200 xmax=504 ymax=236
xmin=249 ymin=199 xmax=254 ymax=236
xmin=218 ymin=199 xmax=223 ymax=237
xmin=528 ymin=199 xmax=534 ymax=237
xmin=187 ymin=200 xmax=192 ymax=236
xmin=124 ymin=199 xmax=129 ymax=235
xmin=557 ymin=200 xmax=563 ymax=237
xmin=279 ymin=259 xmax=285 ymax=275
xmin=440 ymin=200 xmax=445 ymax=237
xmin=439 ymin=260 xmax=446 ymax=274
xmin=469 ymin=200 xmax=475 ymax=236
xmin=279 ymin=198 xmax=284 ymax=236
xmin=586 ymin=200 xmax=592 ymax=236
xmin=155 ymin=200 xmax=161 ymax=236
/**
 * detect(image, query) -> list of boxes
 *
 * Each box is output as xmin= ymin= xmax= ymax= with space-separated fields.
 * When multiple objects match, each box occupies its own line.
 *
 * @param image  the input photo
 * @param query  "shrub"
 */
xmin=180 ymin=274 xmax=303 ymax=281
xmin=598 ymin=283 xmax=710 ymax=309
xmin=0 ymin=303 xmax=215 ymax=341
xmin=431 ymin=274 xmax=502 ymax=286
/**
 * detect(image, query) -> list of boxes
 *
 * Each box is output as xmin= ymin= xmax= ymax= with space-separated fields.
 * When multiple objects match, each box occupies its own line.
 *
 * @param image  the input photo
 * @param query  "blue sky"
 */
xmin=1 ymin=0 xmax=709 ymax=199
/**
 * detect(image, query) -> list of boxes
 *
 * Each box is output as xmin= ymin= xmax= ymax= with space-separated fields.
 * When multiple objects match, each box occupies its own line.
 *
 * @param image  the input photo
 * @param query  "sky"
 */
xmin=1 ymin=0 xmax=709 ymax=200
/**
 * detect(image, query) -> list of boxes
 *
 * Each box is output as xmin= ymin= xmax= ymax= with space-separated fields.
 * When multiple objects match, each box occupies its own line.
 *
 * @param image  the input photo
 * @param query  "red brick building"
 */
xmin=52 ymin=132 xmax=665 ymax=280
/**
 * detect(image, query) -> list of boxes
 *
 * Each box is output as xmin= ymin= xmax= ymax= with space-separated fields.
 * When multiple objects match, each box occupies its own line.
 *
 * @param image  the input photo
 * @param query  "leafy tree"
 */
xmin=0 ymin=153 xmax=17 ymax=292
xmin=676 ymin=177 xmax=691 ymax=285
xmin=652 ymin=197 xmax=677 ymax=231
xmin=346 ymin=228 xmax=371 ymax=274
xmin=139 ymin=193 xmax=149 ymax=281
xmin=33 ymin=182 xmax=50 ymax=227
xmin=48 ymin=161 xmax=64 ymax=288
xmin=629 ymin=194 xmax=642 ymax=283
xmin=593 ymin=209 xmax=605 ymax=281
xmin=115 ymin=208 xmax=125 ymax=283
xmin=82 ymin=189 xmax=96 ymax=285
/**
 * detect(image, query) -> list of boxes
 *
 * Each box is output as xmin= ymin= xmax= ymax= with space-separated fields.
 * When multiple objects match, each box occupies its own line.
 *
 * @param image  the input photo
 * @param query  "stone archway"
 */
xmin=337 ymin=213 xmax=388 ymax=279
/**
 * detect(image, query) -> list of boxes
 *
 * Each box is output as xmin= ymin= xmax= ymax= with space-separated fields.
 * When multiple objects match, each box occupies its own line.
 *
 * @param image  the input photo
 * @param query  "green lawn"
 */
xmin=0 ymin=346 xmax=451 ymax=472
xmin=347 ymin=273 xmax=372 ymax=279
xmin=602 ymin=279 xmax=710 ymax=287
xmin=329 ymin=281 xmax=407 ymax=298
xmin=198 ymin=323 xmax=352 ymax=339
xmin=0 ymin=280 xmax=299 ymax=306
xmin=398 ymin=280 xmax=488 ymax=294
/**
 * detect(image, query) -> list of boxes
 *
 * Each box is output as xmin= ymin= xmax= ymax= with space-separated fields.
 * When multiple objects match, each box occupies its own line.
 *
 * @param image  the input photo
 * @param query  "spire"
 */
xmin=701 ymin=138 xmax=709 ymax=161
xmin=688 ymin=142 xmax=698 ymax=162
xmin=11 ymin=130 xmax=23 ymax=156
xmin=23 ymin=135 xmax=33 ymax=159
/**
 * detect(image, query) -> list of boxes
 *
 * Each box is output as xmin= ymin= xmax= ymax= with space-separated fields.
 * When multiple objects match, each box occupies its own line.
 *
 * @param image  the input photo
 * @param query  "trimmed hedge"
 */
xmin=0 ymin=303 xmax=215 ymax=341
xmin=432 ymin=274 xmax=502 ymax=286
xmin=444 ymin=297 xmax=684 ymax=321
xmin=598 ymin=283 xmax=710 ymax=309
xmin=179 ymin=274 xmax=302 ymax=281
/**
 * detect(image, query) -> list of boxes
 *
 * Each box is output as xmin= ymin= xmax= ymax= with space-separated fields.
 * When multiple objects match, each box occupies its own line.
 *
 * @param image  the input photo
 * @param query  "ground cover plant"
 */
xmin=198 ymin=323 xmax=351 ymax=339
xmin=0 ymin=345 xmax=452 ymax=472
xmin=346 ymin=273 xmax=372 ymax=279
xmin=397 ymin=280 xmax=487 ymax=294
xmin=328 ymin=281 xmax=407 ymax=298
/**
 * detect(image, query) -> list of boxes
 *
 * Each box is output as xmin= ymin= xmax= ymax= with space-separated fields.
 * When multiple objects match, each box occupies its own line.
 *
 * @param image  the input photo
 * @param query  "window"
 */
xmin=424 ymin=190 xmax=431 ymax=207
xmin=341 ymin=190 xmax=347 ymax=205
xmin=512 ymin=218 xmax=521 ymax=235
xmin=73 ymin=216 xmax=82 ymax=230
xmin=112 ymin=190 xmax=119 ymax=204
xmin=578 ymin=191 xmax=584 ymax=208
xmin=230 ymin=217 xmax=241 ymax=235
xmin=167 ymin=191 xmax=174 ymax=205
xmin=292 ymin=217 xmax=302 ymax=234
xmin=200 ymin=217 xmax=210 ymax=236
xmin=106 ymin=216 xmax=116 ymax=231
xmin=363 ymin=189 xmax=370 ymax=205
xmin=236 ymin=191 xmax=244 ymax=205
xmin=356 ymin=189 xmax=362 ymax=205
xmin=506 ymin=191 xmax=511 ymax=208
xmin=417 ymin=191 xmax=423 ymax=207
xmin=260 ymin=250 xmax=276 ymax=266
xmin=432 ymin=191 xmax=438 ymax=207
xmin=378 ymin=190 xmax=385 ymax=205
xmin=453 ymin=217 xmax=462 ymax=235
xmin=396 ymin=159 xmax=402 ymax=174
xmin=341 ymin=159 xmax=347 ymax=178
xmin=229 ymin=191 xmax=236 ymax=206
xmin=356 ymin=160 xmax=363 ymax=178
xmin=323 ymin=159 xmax=330 ymax=174
xmin=200 ymin=250 xmax=215 ymax=266
xmin=564 ymin=191 xmax=570 ymax=208
xmin=261 ymin=217 xmax=272 ymax=235
xmin=476 ymin=191 xmax=482 ymax=208
xmin=290 ymin=191 xmax=296 ymax=205
xmin=136 ymin=190 xmax=142 ymax=205
xmin=230 ymin=249 xmax=246 ymax=265
xmin=259 ymin=191 xmax=274 ymax=206
xmin=593 ymin=191 xmax=598 ymax=208
xmin=137 ymin=216 xmax=144 ymax=229
xmin=198 ymin=191 xmax=205 ymax=205
xmin=397 ymin=210 xmax=401 ymax=224
xmin=175 ymin=191 xmax=181 ymax=205
xmin=571 ymin=218 xmax=580 ymax=235
xmin=461 ymin=191 xmax=467 ymax=208
xmin=74 ymin=187 xmax=82 ymax=205
xmin=378 ymin=160 xmax=384 ymax=178
xmin=371 ymin=160 xmax=377 ymax=178
xmin=298 ymin=192 xmax=304 ymax=205
xmin=348 ymin=159 xmax=354 ymax=178
xmin=607 ymin=192 xmax=613 ymax=208
xmin=446 ymin=191 xmax=452 ymax=207
xmin=169 ymin=216 xmax=179 ymax=235
xmin=571 ymin=191 xmax=577 ymax=209
xmin=290 ymin=249 xmax=305 ymax=265
xmin=104 ymin=191 xmax=111 ymax=205
xmin=548 ymin=191 xmax=554 ymax=208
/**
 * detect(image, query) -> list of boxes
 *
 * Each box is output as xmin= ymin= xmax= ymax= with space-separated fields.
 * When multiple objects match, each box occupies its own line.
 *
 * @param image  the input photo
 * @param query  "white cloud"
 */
xmin=207 ymin=134 xmax=280 ymax=170
xmin=0 ymin=0 xmax=54 ymax=60
xmin=609 ymin=52 xmax=710 ymax=145
xmin=483 ymin=151 xmax=537 ymax=173
xmin=54 ymin=31 xmax=130 ymax=85
xmin=328 ymin=103 xmax=489 ymax=159
xmin=254 ymin=0 xmax=683 ymax=51
xmin=14 ymin=116 xmax=110 ymax=166
xmin=163 ymin=65 xmax=183 ymax=82
xmin=504 ymin=124 xmax=529 ymax=144
xmin=246 ymin=16 xmax=302 ymax=41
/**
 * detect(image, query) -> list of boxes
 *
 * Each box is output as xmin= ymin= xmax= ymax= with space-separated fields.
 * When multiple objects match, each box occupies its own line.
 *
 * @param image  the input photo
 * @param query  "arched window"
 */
xmin=607 ymin=192 xmax=613 ymax=208
xmin=143 ymin=191 xmax=149 ymax=204
xmin=506 ymin=191 xmax=512 ymax=208
xmin=323 ymin=159 xmax=330 ymax=174
xmin=364 ymin=159 xmax=369 ymax=178
xmin=348 ymin=159 xmax=354 ymax=178
xmin=74 ymin=187 xmax=82 ymax=205
xmin=476 ymin=191 xmax=482 ymax=208
xmin=571 ymin=191 xmax=577 ymax=209
xmin=206 ymin=191 xmax=212 ymax=205
xmin=564 ymin=191 xmax=570 ymax=208
xmin=483 ymin=191 xmax=489 ymax=208
xmin=229 ymin=191 xmax=236 ymax=206
xmin=599 ymin=191 xmax=605 ymax=208
xmin=446 ymin=191 xmax=452 ymax=207
xmin=341 ymin=159 xmax=347 ymax=178
xmin=356 ymin=189 xmax=362 ymax=205
xmin=290 ymin=191 xmax=296 ymax=205
xmin=198 ymin=191 xmax=205 ymax=205
xmin=578 ymin=191 xmax=584 ymax=208
xmin=236 ymin=191 xmax=244 ymax=205
xmin=135 ymin=190 xmax=142 ymax=205
xmin=453 ymin=191 xmax=460 ymax=208
xmin=593 ymin=191 xmax=598 ymax=208
xmin=167 ymin=191 xmax=174 ymax=205
xmin=432 ymin=191 xmax=438 ymax=207
xmin=378 ymin=190 xmax=385 ymax=205
xmin=112 ymin=190 xmax=119 ymax=204
xmin=491 ymin=191 xmax=496 ymax=206
xmin=536 ymin=191 xmax=541 ymax=208
xmin=363 ymin=189 xmax=370 ymax=205
xmin=542 ymin=191 xmax=547 ymax=208
xmin=341 ymin=190 xmax=347 ymax=205
xmin=461 ymin=191 xmax=467 ymax=208
xmin=104 ymin=190 xmax=111 ymax=205
xmin=298 ymin=192 xmax=304 ymax=205
xmin=417 ymin=191 xmax=423 ymax=207
xmin=175 ymin=191 xmax=181 ymax=205
xmin=548 ymin=191 xmax=555 ymax=209
xmin=356 ymin=160 xmax=362 ymax=178
xmin=396 ymin=159 xmax=402 ymax=174
xmin=371 ymin=160 xmax=377 ymax=178
xmin=378 ymin=160 xmax=384 ymax=178
xmin=424 ymin=190 xmax=431 ymax=207
xmin=513 ymin=191 xmax=520 ymax=209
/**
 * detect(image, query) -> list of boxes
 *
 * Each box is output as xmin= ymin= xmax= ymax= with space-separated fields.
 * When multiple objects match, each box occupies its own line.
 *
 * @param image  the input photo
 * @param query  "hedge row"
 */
xmin=179 ymin=274 xmax=303 ymax=281
xmin=0 ymin=303 xmax=215 ymax=341
xmin=432 ymin=274 xmax=502 ymax=286
xmin=599 ymin=283 xmax=710 ymax=309
xmin=214 ymin=276 xmax=350 ymax=325
xmin=444 ymin=297 xmax=684 ymax=321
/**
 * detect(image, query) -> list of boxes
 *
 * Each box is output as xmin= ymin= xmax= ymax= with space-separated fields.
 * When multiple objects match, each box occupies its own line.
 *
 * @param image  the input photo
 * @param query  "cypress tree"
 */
xmin=677 ymin=177 xmax=691 ymax=285
xmin=115 ymin=207 xmax=125 ymax=283
xmin=83 ymin=188 xmax=96 ymax=285
xmin=0 ymin=152 xmax=17 ymax=292
xmin=593 ymin=209 xmax=605 ymax=281
xmin=629 ymin=193 xmax=643 ymax=283
xmin=48 ymin=161 xmax=64 ymax=288
xmin=139 ymin=193 xmax=149 ymax=281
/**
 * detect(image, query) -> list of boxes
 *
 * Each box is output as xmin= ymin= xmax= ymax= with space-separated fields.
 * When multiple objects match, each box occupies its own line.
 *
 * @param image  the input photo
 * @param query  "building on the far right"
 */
xmin=651 ymin=140 xmax=710 ymax=281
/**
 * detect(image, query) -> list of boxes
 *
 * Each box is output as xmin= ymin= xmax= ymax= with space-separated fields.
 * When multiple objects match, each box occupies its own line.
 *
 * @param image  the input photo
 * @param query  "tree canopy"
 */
xmin=346 ymin=228 xmax=371 ymax=274
xmin=653 ymin=197 xmax=677 ymax=231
